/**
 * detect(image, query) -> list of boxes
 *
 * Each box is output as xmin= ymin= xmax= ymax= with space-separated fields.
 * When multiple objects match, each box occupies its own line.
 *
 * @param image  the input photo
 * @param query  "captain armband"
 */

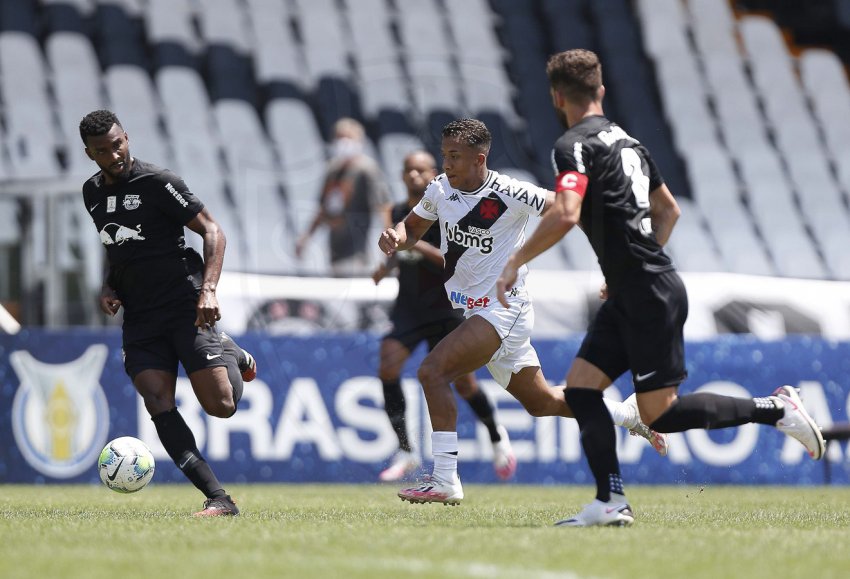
xmin=555 ymin=170 xmax=589 ymax=198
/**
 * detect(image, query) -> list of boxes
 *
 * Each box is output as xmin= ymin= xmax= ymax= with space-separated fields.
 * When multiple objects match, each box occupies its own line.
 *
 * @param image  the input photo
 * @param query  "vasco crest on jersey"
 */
xmin=477 ymin=197 xmax=505 ymax=223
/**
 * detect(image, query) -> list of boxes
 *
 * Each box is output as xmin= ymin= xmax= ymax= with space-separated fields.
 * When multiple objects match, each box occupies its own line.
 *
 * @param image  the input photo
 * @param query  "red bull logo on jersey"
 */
xmin=99 ymin=223 xmax=146 ymax=245
xmin=444 ymin=222 xmax=494 ymax=254
xmin=450 ymin=291 xmax=491 ymax=309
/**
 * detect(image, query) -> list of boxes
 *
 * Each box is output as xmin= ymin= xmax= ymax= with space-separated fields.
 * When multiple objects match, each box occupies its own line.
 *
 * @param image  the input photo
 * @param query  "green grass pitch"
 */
xmin=1 ymin=484 xmax=848 ymax=579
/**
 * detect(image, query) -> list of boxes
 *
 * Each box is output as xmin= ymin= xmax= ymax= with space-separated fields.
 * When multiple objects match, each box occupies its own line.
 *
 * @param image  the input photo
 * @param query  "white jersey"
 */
xmin=412 ymin=170 xmax=548 ymax=311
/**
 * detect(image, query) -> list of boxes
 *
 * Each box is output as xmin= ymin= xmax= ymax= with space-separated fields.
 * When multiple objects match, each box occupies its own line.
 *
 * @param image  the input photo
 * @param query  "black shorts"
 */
xmin=384 ymin=313 xmax=463 ymax=352
xmin=577 ymin=270 xmax=688 ymax=393
xmin=122 ymin=311 xmax=228 ymax=380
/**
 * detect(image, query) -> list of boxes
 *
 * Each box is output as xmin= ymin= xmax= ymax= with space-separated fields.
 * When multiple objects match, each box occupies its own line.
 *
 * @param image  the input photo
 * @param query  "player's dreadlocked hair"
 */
xmin=441 ymin=118 xmax=491 ymax=153
xmin=546 ymin=49 xmax=602 ymax=104
xmin=79 ymin=110 xmax=122 ymax=145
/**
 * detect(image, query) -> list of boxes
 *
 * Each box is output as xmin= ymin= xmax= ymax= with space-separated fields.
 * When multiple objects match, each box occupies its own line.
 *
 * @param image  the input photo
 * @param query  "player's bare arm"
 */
xmin=539 ymin=189 xmax=557 ymax=215
xmin=648 ymin=183 xmax=681 ymax=247
xmin=496 ymin=188 xmax=583 ymax=307
xmin=378 ymin=211 xmax=433 ymax=256
xmin=187 ymin=208 xmax=226 ymax=328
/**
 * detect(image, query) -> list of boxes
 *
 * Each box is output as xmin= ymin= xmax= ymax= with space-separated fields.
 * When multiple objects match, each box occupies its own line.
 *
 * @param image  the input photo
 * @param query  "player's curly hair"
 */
xmin=441 ymin=118 xmax=491 ymax=153
xmin=546 ymin=49 xmax=602 ymax=103
xmin=79 ymin=109 xmax=123 ymax=145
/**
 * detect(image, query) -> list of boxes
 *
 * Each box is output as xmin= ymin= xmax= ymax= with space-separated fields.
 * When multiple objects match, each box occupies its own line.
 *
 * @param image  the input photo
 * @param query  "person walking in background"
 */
xmin=372 ymin=150 xmax=516 ymax=483
xmin=497 ymin=49 xmax=825 ymax=527
xmin=379 ymin=119 xmax=667 ymax=506
xmin=79 ymin=109 xmax=257 ymax=517
xmin=296 ymin=118 xmax=391 ymax=276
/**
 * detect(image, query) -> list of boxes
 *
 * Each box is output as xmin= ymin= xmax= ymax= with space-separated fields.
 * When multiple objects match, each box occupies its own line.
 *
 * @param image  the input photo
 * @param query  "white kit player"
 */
xmin=378 ymin=119 xmax=667 ymax=505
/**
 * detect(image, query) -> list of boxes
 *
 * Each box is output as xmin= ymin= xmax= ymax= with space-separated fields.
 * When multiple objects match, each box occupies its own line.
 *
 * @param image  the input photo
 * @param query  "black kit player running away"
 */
xmin=80 ymin=109 xmax=257 ymax=517
xmin=497 ymin=49 xmax=825 ymax=527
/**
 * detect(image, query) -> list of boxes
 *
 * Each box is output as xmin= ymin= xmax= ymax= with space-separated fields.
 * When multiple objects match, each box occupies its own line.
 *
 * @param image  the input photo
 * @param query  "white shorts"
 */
xmin=466 ymin=293 xmax=540 ymax=388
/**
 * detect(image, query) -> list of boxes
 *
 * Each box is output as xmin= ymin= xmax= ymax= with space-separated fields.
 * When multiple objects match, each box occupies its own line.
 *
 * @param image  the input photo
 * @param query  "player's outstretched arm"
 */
xmin=187 ymin=208 xmax=226 ymax=328
xmin=497 ymin=188 xmax=582 ymax=307
xmin=648 ymin=183 xmax=680 ymax=247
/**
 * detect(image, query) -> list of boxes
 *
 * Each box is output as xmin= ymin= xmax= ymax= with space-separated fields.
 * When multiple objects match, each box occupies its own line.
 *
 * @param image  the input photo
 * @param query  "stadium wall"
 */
xmin=1 ymin=331 xmax=848 ymax=486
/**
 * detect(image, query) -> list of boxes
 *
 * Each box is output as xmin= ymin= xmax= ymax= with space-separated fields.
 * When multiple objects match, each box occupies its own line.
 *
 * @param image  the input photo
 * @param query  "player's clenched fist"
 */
xmin=378 ymin=228 xmax=400 ymax=256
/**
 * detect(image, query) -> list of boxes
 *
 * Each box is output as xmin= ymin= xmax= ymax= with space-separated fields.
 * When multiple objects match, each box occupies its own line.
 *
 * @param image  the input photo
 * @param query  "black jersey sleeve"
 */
xmin=151 ymin=171 xmax=204 ymax=225
xmin=552 ymin=135 xmax=591 ymax=197
xmin=642 ymin=146 xmax=665 ymax=191
xmin=552 ymin=135 xmax=586 ymax=176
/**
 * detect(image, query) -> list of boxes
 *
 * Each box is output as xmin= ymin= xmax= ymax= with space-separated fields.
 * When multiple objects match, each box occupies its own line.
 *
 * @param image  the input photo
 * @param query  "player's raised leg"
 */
xmin=398 ymin=315 xmax=501 ymax=505
xmin=641 ymin=385 xmax=825 ymax=460
xmin=186 ymin=328 xmax=256 ymax=419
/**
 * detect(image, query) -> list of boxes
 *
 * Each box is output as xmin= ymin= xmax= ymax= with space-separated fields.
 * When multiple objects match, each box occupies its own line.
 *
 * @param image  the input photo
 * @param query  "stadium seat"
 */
xmin=248 ymin=0 xmax=304 ymax=99
xmin=0 ymin=32 xmax=61 ymax=179
xmin=378 ymin=133 xmax=428 ymax=202
xmin=46 ymin=32 xmax=106 ymax=178
xmin=214 ymin=100 xmax=289 ymax=273
xmin=687 ymin=0 xmax=740 ymax=58
xmin=42 ymin=0 xmax=92 ymax=34
xmin=799 ymin=49 xmax=850 ymax=168
xmin=95 ymin=0 xmax=147 ymax=68
xmin=539 ymin=0 xmax=594 ymax=53
xmin=266 ymin=98 xmax=327 ymax=207
xmin=145 ymin=0 xmax=200 ymax=69
xmin=664 ymin=198 xmax=725 ymax=273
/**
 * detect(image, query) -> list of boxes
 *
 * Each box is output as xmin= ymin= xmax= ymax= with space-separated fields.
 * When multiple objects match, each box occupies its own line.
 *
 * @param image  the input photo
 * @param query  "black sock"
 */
xmin=151 ymin=408 xmax=226 ymax=499
xmin=382 ymin=379 xmax=411 ymax=452
xmin=565 ymin=388 xmax=622 ymax=502
xmin=649 ymin=393 xmax=784 ymax=432
xmin=219 ymin=334 xmax=244 ymax=409
xmin=463 ymin=389 xmax=500 ymax=443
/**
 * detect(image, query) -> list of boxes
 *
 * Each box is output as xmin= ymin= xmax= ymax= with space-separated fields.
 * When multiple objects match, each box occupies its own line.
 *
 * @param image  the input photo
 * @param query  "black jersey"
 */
xmin=82 ymin=158 xmax=205 ymax=321
xmin=552 ymin=115 xmax=673 ymax=291
xmin=390 ymin=202 xmax=458 ymax=324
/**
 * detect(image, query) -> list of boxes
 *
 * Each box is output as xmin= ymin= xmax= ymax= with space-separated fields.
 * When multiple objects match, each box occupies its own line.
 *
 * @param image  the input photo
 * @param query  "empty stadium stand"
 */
xmin=1 ymin=0 xmax=850 ymax=325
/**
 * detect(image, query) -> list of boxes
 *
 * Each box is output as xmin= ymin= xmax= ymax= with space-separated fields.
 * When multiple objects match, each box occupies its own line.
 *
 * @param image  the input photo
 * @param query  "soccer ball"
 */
xmin=98 ymin=436 xmax=155 ymax=493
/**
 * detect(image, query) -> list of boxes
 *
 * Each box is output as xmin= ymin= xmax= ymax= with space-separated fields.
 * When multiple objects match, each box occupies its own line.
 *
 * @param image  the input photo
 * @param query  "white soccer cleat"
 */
xmin=772 ymin=385 xmax=825 ymax=460
xmin=492 ymin=425 xmax=517 ymax=481
xmin=555 ymin=494 xmax=634 ymax=527
xmin=623 ymin=393 xmax=669 ymax=456
xmin=379 ymin=449 xmax=421 ymax=482
xmin=398 ymin=474 xmax=463 ymax=505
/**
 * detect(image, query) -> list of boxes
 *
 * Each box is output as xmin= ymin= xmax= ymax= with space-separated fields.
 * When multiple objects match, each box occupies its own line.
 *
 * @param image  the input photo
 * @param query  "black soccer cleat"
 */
xmin=239 ymin=349 xmax=257 ymax=382
xmin=193 ymin=494 xmax=240 ymax=517
xmin=220 ymin=332 xmax=257 ymax=382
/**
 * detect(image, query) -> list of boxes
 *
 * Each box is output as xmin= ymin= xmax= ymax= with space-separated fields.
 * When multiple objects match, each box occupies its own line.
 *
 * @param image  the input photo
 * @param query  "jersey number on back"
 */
xmin=620 ymin=148 xmax=652 ymax=236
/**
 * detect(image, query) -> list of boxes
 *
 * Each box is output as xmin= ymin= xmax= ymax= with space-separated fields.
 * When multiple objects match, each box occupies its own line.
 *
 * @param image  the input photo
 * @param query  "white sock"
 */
xmin=431 ymin=431 xmax=458 ymax=484
xmin=603 ymin=398 xmax=638 ymax=429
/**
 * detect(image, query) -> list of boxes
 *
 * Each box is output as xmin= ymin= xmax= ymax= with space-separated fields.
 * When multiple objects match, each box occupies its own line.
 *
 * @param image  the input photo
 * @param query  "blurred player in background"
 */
xmin=372 ymin=150 xmax=516 ymax=483
xmin=379 ymin=119 xmax=666 ymax=505
xmin=296 ymin=118 xmax=391 ymax=276
xmin=497 ymin=49 xmax=825 ymax=527
xmin=79 ymin=110 xmax=257 ymax=517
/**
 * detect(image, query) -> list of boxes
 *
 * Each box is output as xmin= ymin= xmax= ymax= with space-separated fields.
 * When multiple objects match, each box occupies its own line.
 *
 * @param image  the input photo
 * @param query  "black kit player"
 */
xmin=372 ymin=151 xmax=516 ymax=482
xmin=80 ymin=110 xmax=257 ymax=516
xmin=497 ymin=49 xmax=825 ymax=527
